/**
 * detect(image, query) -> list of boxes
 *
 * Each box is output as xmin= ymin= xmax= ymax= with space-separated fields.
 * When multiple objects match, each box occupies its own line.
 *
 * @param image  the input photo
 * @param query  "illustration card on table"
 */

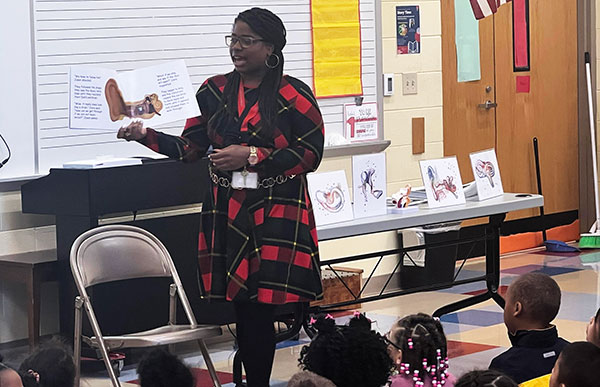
xmin=352 ymin=153 xmax=387 ymax=218
xmin=469 ymin=148 xmax=504 ymax=200
xmin=419 ymin=156 xmax=466 ymax=208
xmin=69 ymin=60 xmax=199 ymax=130
xmin=307 ymin=170 xmax=354 ymax=226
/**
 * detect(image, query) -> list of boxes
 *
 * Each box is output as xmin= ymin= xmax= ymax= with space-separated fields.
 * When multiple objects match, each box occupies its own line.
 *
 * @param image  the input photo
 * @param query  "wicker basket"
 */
xmin=310 ymin=266 xmax=363 ymax=310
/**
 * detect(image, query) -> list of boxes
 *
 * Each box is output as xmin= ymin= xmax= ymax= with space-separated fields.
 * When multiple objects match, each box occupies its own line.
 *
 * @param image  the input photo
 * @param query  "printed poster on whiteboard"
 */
xmin=352 ymin=153 xmax=387 ymax=218
xmin=469 ymin=148 xmax=504 ymax=200
xmin=69 ymin=60 xmax=199 ymax=131
xmin=307 ymin=170 xmax=354 ymax=226
xmin=344 ymin=102 xmax=378 ymax=142
xmin=419 ymin=156 xmax=466 ymax=208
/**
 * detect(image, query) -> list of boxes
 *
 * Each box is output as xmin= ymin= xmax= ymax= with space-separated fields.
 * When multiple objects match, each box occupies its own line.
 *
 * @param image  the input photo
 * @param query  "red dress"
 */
xmin=140 ymin=73 xmax=324 ymax=304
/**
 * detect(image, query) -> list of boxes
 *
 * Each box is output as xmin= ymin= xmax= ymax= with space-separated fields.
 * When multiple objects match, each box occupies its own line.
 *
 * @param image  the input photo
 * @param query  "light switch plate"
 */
xmin=402 ymin=73 xmax=418 ymax=95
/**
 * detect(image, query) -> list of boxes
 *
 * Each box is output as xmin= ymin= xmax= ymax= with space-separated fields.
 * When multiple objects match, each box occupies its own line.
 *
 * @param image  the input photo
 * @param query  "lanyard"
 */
xmin=237 ymin=81 xmax=259 ymax=132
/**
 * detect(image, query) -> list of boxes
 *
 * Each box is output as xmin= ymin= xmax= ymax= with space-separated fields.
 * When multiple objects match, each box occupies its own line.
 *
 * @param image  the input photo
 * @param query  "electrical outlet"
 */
xmin=402 ymin=73 xmax=418 ymax=95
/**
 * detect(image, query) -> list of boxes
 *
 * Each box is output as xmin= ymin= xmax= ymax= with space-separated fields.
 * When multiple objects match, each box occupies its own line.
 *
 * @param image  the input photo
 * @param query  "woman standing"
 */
xmin=118 ymin=8 xmax=324 ymax=387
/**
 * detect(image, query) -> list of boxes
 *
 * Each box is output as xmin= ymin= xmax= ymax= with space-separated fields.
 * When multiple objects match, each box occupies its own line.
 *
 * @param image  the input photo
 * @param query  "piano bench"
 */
xmin=0 ymin=250 xmax=57 ymax=351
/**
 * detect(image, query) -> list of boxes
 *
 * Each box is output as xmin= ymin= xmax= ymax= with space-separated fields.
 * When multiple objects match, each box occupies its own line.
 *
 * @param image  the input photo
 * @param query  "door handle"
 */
xmin=478 ymin=100 xmax=497 ymax=109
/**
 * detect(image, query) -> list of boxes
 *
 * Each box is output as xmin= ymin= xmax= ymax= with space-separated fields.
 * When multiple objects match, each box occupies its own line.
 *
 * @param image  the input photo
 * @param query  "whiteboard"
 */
xmin=1 ymin=0 xmax=378 ymax=181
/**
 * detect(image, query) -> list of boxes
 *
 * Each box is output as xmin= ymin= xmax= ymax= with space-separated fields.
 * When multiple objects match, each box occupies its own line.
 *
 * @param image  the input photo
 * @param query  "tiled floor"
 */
xmin=4 ymin=247 xmax=600 ymax=386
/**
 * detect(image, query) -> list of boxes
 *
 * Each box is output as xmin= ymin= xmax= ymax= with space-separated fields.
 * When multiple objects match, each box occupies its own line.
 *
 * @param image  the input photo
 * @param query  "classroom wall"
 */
xmin=317 ymin=0 xmax=444 ymax=275
xmin=0 ymin=0 xmax=444 ymax=343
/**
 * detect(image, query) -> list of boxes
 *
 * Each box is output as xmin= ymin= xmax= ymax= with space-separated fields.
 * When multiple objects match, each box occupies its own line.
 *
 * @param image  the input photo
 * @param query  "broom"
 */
xmin=580 ymin=52 xmax=600 ymax=248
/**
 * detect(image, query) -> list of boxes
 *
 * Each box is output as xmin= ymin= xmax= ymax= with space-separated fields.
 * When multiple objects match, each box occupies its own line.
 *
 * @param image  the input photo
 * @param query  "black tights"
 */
xmin=234 ymin=302 xmax=276 ymax=387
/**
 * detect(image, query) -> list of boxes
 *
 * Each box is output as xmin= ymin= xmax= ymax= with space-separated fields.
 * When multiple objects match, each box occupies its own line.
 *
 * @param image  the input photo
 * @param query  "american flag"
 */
xmin=470 ymin=0 xmax=512 ymax=20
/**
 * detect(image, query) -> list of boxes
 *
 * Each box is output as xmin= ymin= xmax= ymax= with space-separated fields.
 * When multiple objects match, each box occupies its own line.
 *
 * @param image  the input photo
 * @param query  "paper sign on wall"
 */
xmin=469 ymin=148 xmax=504 ymax=201
xmin=344 ymin=102 xmax=378 ymax=142
xmin=307 ymin=170 xmax=354 ymax=226
xmin=419 ymin=156 xmax=466 ymax=208
xmin=352 ymin=153 xmax=387 ymax=218
xmin=396 ymin=6 xmax=421 ymax=54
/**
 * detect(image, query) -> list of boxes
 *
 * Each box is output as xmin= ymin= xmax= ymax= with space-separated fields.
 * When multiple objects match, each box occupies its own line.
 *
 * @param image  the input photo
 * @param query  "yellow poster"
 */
xmin=311 ymin=0 xmax=363 ymax=98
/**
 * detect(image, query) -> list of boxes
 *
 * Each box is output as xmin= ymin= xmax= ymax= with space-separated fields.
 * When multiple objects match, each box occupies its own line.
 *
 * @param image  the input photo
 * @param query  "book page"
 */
xmin=69 ymin=66 xmax=119 ymax=130
xmin=120 ymin=60 xmax=200 ymax=128
xmin=69 ymin=60 xmax=199 ymax=131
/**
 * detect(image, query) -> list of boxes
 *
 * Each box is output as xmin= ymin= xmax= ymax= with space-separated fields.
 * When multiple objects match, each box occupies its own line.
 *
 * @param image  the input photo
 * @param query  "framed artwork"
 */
xmin=469 ymin=148 xmax=504 ymax=201
xmin=307 ymin=170 xmax=354 ymax=226
xmin=352 ymin=153 xmax=387 ymax=218
xmin=419 ymin=156 xmax=466 ymax=208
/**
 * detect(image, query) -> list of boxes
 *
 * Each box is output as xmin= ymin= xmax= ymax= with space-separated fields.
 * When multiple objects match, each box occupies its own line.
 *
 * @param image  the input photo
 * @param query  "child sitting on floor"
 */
xmin=137 ymin=348 xmax=195 ymax=387
xmin=549 ymin=341 xmax=600 ymax=387
xmin=454 ymin=370 xmax=517 ymax=387
xmin=386 ymin=313 xmax=456 ymax=387
xmin=18 ymin=339 xmax=75 ymax=387
xmin=295 ymin=313 xmax=393 ymax=387
xmin=586 ymin=307 xmax=600 ymax=347
xmin=489 ymin=273 xmax=569 ymax=384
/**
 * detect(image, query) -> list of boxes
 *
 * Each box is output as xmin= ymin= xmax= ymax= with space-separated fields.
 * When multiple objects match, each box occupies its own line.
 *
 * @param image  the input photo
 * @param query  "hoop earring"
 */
xmin=265 ymin=54 xmax=280 ymax=69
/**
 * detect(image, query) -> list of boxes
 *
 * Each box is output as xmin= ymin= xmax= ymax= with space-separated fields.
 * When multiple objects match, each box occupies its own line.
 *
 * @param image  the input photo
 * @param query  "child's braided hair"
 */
xmin=388 ymin=313 xmax=449 ymax=386
xmin=299 ymin=313 xmax=393 ymax=387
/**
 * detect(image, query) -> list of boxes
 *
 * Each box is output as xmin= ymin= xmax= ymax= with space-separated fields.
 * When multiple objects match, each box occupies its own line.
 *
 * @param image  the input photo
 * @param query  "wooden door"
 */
xmin=494 ymin=1 xmax=578 ymax=218
xmin=442 ymin=0 xmax=496 ymax=183
xmin=442 ymin=0 xmax=578 ymax=219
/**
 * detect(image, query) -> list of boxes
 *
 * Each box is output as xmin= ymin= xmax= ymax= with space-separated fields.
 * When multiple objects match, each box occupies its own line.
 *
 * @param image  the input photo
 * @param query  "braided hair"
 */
xmin=454 ymin=370 xmax=518 ymax=387
xmin=18 ymin=339 xmax=75 ymax=387
xmin=223 ymin=7 xmax=286 ymax=139
xmin=388 ymin=313 xmax=449 ymax=386
xmin=298 ymin=313 xmax=393 ymax=387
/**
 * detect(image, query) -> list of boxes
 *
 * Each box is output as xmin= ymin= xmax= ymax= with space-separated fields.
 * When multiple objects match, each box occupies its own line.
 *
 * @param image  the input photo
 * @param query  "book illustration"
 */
xmin=469 ymin=149 xmax=504 ymax=201
xmin=427 ymin=166 xmax=458 ymax=202
xmin=359 ymin=168 xmax=384 ymax=201
xmin=352 ymin=153 xmax=387 ymax=219
xmin=105 ymin=78 xmax=162 ymax=122
xmin=69 ymin=60 xmax=199 ymax=131
xmin=315 ymin=184 xmax=346 ymax=213
xmin=475 ymin=159 xmax=495 ymax=187
xmin=419 ymin=157 xmax=466 ymax=208
xmin=307 ymin=170 xmax=354 ymax=226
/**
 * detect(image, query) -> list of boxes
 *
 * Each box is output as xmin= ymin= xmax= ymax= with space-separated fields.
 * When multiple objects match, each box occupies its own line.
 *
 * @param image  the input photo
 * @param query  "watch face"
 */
xmin=248 ymin=155 xmax=258 ymax=165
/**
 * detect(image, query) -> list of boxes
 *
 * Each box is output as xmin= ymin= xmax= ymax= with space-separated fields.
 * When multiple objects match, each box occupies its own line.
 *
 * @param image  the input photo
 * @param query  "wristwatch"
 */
xmin=247 ymin=145 xmax=259 ymax=166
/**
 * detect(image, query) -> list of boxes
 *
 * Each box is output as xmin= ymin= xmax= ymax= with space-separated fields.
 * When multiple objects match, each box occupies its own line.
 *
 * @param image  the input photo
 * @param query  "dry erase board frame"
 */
xmin=0 ymin=0 xmax=381 ymax=183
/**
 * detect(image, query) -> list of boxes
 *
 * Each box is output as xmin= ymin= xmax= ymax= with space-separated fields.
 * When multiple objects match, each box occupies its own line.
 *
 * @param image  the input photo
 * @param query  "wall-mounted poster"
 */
xmin=396 ymin=6 xmax=420 ymax=54
xmin=344 ymin=102 xmax=378 ymax=142
xmin=419 ymin=156 xmax=466 ymax=208
xmin=307 ymin=170 xmax=354 ymax=226
xmin=352 ymin=153 xmax=387 ymax=218
xmin=469 ymin=149 xmax=504 ymax=201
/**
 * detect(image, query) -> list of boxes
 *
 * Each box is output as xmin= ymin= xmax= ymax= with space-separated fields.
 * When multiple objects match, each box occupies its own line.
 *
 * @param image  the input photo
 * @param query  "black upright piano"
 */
xmin=21 ymin=158 xmax=236 ymax=337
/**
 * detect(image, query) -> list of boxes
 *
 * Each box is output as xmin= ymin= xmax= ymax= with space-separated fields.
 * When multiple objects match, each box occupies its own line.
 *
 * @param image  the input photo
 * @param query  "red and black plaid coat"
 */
xmin=140 ymin=73 xmax=324 ymax=304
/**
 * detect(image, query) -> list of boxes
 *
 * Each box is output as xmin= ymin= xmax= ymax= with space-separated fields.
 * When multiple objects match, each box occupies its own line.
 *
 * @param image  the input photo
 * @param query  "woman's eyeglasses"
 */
xmin=225 ymin=35 xmax=265 ymax=49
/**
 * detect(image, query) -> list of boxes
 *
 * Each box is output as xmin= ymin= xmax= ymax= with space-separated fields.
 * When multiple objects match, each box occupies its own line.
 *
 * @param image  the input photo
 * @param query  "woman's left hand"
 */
xmin=209 ymin=145 xmax=251 ymax=171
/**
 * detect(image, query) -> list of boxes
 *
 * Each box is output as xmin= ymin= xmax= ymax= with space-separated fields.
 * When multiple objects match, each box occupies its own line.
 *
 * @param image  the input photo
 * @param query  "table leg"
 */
xmin=26 ymin=268 xmax=41 ymax=351
xmin=433 ymin=213 xmax=506 ymax=317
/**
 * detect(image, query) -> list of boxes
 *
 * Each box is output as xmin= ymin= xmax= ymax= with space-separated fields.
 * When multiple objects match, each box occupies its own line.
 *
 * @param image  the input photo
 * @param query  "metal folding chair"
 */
xmin=70 ymin=224 xmax=222 ymax=387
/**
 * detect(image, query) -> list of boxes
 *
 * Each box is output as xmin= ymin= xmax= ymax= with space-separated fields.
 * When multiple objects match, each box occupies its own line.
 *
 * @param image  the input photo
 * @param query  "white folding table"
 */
xmin=315 ymin=193 xmax=544 ymax=316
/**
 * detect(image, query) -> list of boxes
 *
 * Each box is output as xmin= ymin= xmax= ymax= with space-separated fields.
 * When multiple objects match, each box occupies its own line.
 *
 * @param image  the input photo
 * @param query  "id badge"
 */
xmin=231 ymin=171 xmax=258 ymax=189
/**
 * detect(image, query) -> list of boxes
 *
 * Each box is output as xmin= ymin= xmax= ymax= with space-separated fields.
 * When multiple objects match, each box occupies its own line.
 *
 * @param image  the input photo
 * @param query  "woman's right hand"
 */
xmin=117 ymin=120 xmax=147 ymax=141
